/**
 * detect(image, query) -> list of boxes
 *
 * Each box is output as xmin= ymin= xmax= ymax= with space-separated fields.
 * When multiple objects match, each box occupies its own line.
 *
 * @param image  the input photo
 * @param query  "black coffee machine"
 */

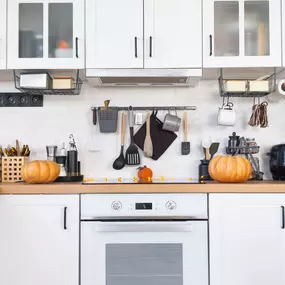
xmin=268 ymin=144 xmax=285 ymax=180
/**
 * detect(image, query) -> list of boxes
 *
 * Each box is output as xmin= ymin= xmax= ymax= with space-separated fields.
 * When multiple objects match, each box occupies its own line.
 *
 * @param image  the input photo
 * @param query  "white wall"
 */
xmin=0 ymin=80 xmax=283 ymax=181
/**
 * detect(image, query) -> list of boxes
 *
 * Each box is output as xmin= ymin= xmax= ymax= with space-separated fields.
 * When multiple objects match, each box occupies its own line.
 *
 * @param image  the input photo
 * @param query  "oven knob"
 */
xmin=111 ymin=201 xmax=122 ymax=211
xmin=166 ymin=201 xmax=177 ymax=211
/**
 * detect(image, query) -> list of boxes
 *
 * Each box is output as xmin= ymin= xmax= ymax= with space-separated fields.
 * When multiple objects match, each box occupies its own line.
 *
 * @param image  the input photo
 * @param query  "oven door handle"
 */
xmin=94 ymin=222 xmax=193 ymax=232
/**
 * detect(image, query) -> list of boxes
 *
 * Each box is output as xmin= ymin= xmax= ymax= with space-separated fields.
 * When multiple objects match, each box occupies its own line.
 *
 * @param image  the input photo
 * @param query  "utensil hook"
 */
xmin=168 ymin=107 xmax=177 ymax=116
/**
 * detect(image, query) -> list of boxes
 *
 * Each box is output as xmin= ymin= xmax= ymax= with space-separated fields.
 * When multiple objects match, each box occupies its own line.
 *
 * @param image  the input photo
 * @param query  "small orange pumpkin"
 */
xmin=21 ymin=160 xmax=60 ymax=184
xmin=138 ymin=166 xmax=153 ymax=183
xmin=209 ymin=155 xmax=252 ymax=183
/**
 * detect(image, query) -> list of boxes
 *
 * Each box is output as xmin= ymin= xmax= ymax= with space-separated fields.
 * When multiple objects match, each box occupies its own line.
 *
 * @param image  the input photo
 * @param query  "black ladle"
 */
xmin=113 ymin=113 xmax=126 ymax=170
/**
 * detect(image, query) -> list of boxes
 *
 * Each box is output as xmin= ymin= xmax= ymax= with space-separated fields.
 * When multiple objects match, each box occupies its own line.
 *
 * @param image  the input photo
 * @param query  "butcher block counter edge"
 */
xmin=0 ymin=181 xmax=285 ymax=194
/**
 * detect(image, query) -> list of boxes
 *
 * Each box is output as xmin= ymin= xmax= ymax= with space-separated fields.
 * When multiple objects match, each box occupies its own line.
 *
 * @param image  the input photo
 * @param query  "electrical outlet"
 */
xmin=0 ymin=93 xmax=43 ymax=107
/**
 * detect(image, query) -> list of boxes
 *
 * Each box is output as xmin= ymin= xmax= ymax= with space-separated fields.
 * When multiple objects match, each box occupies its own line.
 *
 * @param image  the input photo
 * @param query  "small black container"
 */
xmin=67 ymin=150 xmax=78 ymax=176
xmin=199 ymin=160 xmax=213 ymax=182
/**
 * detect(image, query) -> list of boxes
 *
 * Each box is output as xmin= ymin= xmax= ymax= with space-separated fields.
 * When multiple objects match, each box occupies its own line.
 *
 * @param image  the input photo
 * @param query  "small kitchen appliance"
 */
xmin=268 ymin=144 xmax=285 ymax=180
xmin=81 ymin=194 xmax=208 ymax=285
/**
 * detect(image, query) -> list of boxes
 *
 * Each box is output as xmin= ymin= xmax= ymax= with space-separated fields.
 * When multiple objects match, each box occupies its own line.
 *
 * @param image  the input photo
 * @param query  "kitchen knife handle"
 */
xmin=63 ymin=207 xmax=67 ymax=230
xmin=128 ymin=106 xmax=134 ymax=127
xmin=209 ymin=35 xmax=213 ymax=56
xmin=76 ymin=37 xmax=79 ymax=58
xmin=134 ymin=37 xmax=138 ymax=58
xmin=149 ymin=36 xmax=153 ymax=57
xmin=281 ymin=206 xmax=285 ymax=229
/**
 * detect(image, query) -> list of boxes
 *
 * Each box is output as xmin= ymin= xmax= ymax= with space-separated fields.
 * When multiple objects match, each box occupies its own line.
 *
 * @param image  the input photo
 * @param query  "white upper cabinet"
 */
xmin=86 ymin=0 xmax=202 ymax=69
xmin=86 ymin=0 xmax=144 ymax=69
xmin=0 ymin=0 xmax=7 ymax=70
xmin=203 ymin=0 xmax=282 ymax=68
xmin=7 ymin=0 xmax=85 ymax=70
xmin=0 ymin=195 xmax=79 ymax=285
xmin=210 ymin=194 xmax=285 ymax=285
xmin=144 ymin=0 xmax=202 ymax=69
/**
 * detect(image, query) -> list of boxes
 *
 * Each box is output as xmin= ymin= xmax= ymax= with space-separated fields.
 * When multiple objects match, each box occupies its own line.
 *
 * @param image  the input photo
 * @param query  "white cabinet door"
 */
xmin=0 ymin=0 xmax=7 ymax=70
xmin=86 ymin=0 xmax=143 ymax=69
xmin=144 ymin=0 xmax=202 ymax=69
xmin=7 ymin=0 xmax=84 ymax=69
xmin=282 ymin=0 xmax=285 ymax=66
xmin=210 ymin=194 xmax=285 ymax=285
xmin=0 ymin=195 xmax=79 ymax=285
xmin=203 ymin=0 xmax=281 ymax=68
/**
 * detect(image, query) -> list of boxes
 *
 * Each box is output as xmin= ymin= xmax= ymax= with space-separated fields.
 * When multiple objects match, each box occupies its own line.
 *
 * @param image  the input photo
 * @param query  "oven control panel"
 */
xmin=81 ymin=194 xmax=208 ymax=219
xmin=111 ymin=201 xmax=177 ymax=211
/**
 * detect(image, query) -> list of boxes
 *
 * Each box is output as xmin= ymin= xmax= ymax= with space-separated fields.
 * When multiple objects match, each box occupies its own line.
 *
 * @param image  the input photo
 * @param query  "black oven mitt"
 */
xmin=134 ymin=111 xmax=177 ymax=161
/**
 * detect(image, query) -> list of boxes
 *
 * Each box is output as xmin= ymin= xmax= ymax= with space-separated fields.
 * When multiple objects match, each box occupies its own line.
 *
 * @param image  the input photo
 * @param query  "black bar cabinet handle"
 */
xmin=134 ymin=37 xmax=138 ymax=58
xmin=64 ymin=207 xmax=67 ymax=230
xmin=149 ymin=36 xmax=153 ymax=57
xmin=76 ymin=37 xmax=79 ymax=58
xmin=209 ymin=35 xmax=213 ymax=56
xmin=281 ymin=206 xmax=285 ymax=229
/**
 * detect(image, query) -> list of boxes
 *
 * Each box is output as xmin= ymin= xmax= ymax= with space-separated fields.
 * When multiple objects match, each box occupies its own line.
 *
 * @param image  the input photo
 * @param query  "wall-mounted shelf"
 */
xmin=13 ymin=70 xmax=83 ymax=96
xmin=219 ymin=68 xmax=276 ymax=98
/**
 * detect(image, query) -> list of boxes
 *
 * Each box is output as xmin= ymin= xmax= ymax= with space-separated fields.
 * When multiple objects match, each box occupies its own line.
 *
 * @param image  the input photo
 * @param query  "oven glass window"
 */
xmin=106 ymin=244 xmax=183 ymax=285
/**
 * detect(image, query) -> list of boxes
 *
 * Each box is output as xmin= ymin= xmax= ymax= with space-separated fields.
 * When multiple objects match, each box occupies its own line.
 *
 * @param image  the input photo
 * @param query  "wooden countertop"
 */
xmin=0 ymin=181 xmax=285 ymax=194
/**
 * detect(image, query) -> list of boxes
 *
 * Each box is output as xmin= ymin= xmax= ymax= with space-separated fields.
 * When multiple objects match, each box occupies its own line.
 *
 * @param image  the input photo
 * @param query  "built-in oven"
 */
xmin=81 ymin=194 xmax=208 ymax=285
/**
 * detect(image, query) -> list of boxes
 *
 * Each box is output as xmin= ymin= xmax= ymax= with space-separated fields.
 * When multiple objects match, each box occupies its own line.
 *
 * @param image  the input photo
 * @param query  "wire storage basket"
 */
xmin=13 ymin=70 xmax=83 ymax=95
xmin=219 ymin=69 xmax=276 ymax=98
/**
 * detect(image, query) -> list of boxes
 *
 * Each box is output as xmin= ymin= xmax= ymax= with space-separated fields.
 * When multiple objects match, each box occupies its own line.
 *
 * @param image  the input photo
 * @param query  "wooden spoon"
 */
xmin=144 ymin=111 xmax=153 ymax=157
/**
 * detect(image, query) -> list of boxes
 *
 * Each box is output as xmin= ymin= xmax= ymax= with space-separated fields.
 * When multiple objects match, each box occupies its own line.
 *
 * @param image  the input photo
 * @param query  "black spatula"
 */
xmin=181 ymin=112 xmax=190 ymax=155
xmin=125 ymin=106 xmax=140 ymax=166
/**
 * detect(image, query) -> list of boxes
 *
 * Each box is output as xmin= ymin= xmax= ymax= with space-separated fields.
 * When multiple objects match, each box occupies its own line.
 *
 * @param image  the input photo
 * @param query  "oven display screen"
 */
xmin=135 ymin=203 xmax=152 ymax=210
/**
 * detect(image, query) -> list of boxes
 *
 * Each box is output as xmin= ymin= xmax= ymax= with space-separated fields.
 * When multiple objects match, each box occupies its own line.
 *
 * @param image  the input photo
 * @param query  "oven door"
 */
xmin=81 ymin=221 xmax=208 ymax=285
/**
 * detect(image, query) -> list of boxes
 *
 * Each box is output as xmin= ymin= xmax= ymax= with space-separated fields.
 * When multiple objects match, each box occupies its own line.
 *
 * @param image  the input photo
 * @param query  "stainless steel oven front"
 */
xmin=81 ymin=194 xmax=208 ymax=285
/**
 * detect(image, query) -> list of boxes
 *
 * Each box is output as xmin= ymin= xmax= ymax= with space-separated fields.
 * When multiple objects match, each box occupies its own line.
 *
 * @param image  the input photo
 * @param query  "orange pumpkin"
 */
xmin=209 ymin=155 xmax=252 ymax=183
xmin=21 ymin=160 xmax=60 ymax=184
xmin=138 ymin=166 xmax=153 ymax=183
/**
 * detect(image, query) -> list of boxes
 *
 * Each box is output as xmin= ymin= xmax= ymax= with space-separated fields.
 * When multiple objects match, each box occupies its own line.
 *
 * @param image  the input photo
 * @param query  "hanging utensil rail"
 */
xmin=91 ymin=106 xmax=197 ymax=111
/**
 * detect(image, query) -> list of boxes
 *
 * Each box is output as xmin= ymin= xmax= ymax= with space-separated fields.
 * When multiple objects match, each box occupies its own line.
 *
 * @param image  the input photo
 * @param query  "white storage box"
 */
xmin=20 ymin=72 xmax=50 ymax=89
xmin=224 ymin=80 xmax=247 ymax=92
xmin=249 ymin=80 xmax=270 ymax=92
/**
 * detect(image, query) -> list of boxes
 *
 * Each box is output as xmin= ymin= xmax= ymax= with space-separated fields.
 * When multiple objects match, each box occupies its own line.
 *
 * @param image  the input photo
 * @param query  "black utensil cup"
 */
xmin=199 ymin=160 xmax=213 ymax=182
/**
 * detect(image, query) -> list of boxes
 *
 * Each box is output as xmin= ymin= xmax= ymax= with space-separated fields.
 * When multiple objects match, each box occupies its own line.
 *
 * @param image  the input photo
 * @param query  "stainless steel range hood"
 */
xmin=86 ymin=69 xmax=202 ymax=87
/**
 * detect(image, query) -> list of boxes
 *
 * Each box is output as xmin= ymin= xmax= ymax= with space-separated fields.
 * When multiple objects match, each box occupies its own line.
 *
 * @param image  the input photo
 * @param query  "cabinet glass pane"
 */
xmin=49 ymin=3 xmax=73 ymax=58
xmin=19 ymin=3 xmax=43 ymax=58
xmin=214 ymin=1 xmax=239 ymax=57
xmin=245 ymin=1 xmax=269 ymax=56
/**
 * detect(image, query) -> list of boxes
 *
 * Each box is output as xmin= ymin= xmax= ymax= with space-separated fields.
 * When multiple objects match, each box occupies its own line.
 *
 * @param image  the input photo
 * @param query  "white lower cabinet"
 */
xmin=0 ymin=195 xmax=79 ymax=285
xmin=210 ymin=194 xmax=285 ymax=285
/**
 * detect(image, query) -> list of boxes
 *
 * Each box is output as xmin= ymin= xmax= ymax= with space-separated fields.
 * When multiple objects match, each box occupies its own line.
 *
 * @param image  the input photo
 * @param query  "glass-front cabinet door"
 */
xmin=7 ymin=0 xmax=84 ymax=69
xmin=0 ymin=0 xmax=7 ymax=70
xmin=203 ymin=0 xmax=281 ymax=68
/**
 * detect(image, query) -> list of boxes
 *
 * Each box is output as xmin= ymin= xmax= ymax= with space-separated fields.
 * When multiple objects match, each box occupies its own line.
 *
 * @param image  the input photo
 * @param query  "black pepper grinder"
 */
xmin=228 ymin=132 xmax=240 ymax=154
xmin=67 ymin=134 xmax=78 ymax=176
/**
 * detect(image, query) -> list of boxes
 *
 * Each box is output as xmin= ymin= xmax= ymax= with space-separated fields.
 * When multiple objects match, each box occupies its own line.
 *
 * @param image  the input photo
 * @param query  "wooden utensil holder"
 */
xmin=2 ymin=157 xmax=28 ymax=183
